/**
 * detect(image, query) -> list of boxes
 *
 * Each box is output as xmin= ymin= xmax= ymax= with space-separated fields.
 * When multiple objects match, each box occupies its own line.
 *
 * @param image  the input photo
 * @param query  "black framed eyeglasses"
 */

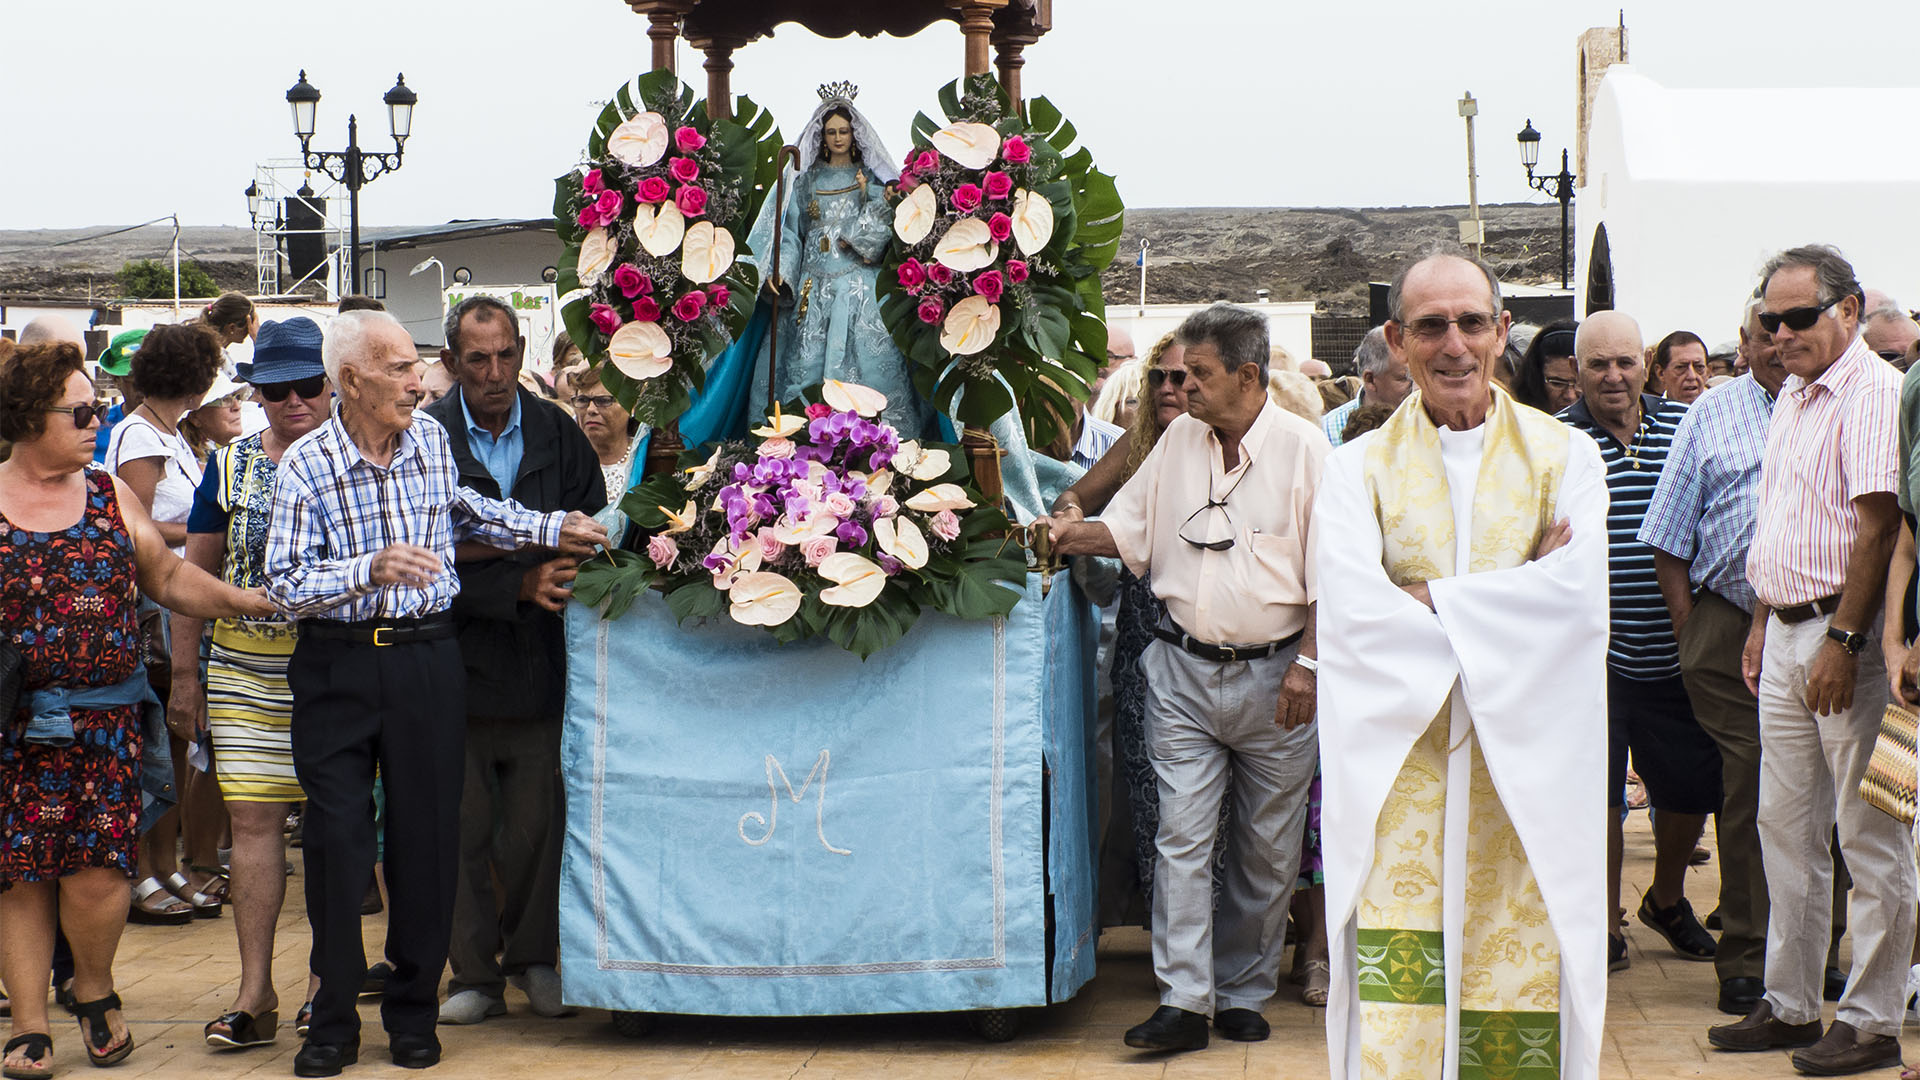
xmin=1147 ymin=368 xmax=1187 ymax=389
xmin=256 ymin=376 xmax=329 ymax=402
xmin=1758 ymin=297 xmax=1842 ymax=335
xmin=1402 ymin=312 xmax=1500 ymax=340
xmin=571 ymin=394 xmax=618 ymax=412
xmin=46 ymin=401 xmax=109 ymax=429
xmin=1878 ymin=349 xmax=1906 ymax=363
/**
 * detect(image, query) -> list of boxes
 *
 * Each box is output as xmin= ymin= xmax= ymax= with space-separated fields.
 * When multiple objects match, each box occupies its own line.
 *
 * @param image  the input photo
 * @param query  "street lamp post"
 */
xmin=284 ymin=70 xmax=418 ymax=297
xmin=1515 ymin=119 xmax=1577 ymax=290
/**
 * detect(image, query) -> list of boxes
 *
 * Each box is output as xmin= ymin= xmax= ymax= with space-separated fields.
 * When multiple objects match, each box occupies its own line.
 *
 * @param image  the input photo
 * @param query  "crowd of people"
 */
xmin=2 ymin=239 xmax=1920 ymax=1080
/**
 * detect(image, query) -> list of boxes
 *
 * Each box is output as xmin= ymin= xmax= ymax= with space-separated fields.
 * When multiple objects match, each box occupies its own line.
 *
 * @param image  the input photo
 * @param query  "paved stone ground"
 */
xmin=14 ymin=812 xmax=1902 ymax=1078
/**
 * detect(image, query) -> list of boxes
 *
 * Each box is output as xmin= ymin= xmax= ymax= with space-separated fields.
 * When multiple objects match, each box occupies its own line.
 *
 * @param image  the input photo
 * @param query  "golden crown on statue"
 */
xmin=816 ymin=80 xmax=859 ymax=104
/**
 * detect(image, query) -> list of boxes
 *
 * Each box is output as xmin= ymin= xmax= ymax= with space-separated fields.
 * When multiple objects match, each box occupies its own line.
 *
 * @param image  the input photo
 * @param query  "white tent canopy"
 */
xmin=1580 ymin=66 xmax=1920 ymax=343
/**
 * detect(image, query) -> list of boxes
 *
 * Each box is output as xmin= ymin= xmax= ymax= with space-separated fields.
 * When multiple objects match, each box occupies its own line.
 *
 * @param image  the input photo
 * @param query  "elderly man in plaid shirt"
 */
xmin=264 ymin=310 xmax=606 ymax=1076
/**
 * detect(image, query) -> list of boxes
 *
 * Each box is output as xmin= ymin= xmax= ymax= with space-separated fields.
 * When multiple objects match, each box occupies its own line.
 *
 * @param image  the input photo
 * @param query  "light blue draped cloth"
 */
xmin=559 ymin=571 xmax=1098 ymax=1015
xmin=23 ymin=664 xmax=156 ymax=747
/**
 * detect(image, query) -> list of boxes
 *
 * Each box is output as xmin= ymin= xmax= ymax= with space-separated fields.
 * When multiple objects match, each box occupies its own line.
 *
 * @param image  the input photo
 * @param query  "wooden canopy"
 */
xmin=622 ymin=0 xmax=1053 ymax=118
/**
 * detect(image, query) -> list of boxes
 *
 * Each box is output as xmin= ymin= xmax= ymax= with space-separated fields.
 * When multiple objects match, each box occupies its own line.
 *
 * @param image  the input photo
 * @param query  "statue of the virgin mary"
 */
xmin=747 ymin=82 xmax=935 ymax=438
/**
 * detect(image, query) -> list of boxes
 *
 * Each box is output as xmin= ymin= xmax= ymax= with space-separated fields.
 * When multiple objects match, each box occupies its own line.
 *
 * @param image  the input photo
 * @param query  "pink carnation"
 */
xmin=672 ymin=291 xmax=707 ymax=322
xmin=646 ymin=534 xmax=680 ymax=569
xmin=588 ymin=303 xmax=622 ymax=336
xmin=930 ymin=509 xmax=962 ymax=541
xmin=983 ymin=171 xmax=1013 ymax=200
xmin=675 ymin=185 xmax=708 ymax=218
xmin=707 ymin=284 xmax=730 ymax=307
xmin=896 ymin=258 xmax=927 ymax=291
xmin=927 ymin=264 xmax=954 ymax=286
xmin=917 ymin=299 xmax=945 ymax=325
xmin=951 ymin=183 xmax=983 ymax=213
xmin=802 ymin=536 xmax=838 ymax=567
xmin=637 ymin=176 xmax=671 ymax=204
xmin=987 ymin=212 xmax=1013 ymax=243
xmin=670 ymin=156 xmax=701 ymax=184
xmin=614 ymin=264 xmax=648 ymax=299
xmin=972 ymin=270 xmax=1005 ymax=304
xmin=632 ymin=297 xmax=662 ymax=322
xmin=1005 ymin=259 xmax=1029 ymax=284
xmin=583 ymin=169 xmax=606 ymax=194
xmin=1002 ymin=136 xmax=1032 ymax=164
xmin=674 ymin=125 xmax=707 ymax=153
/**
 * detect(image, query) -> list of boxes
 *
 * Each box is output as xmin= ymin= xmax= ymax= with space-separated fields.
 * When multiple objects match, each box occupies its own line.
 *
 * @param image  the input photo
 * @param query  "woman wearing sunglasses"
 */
xmin=0 ymin=340 xmax=273 ymax=1079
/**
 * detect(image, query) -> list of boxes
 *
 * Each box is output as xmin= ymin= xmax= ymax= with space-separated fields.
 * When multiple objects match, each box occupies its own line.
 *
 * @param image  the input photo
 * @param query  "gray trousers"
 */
xmin=1144 ymin=638 xmax=1317 ymax=1015
xmin=446 ymin=713 xmax=565 ymax=998
xmin=1757 ymin=613 xmax=1918 ymax=1035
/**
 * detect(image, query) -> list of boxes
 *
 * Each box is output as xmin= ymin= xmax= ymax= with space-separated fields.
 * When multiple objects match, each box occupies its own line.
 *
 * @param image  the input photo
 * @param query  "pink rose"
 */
xmin=983 ymin=170 xmax=1013 ymax=200
xmin=896 ymin=258 xmax=927 ymax=291
xmin=575 ymin=205 xmax=597 ymax=230
xmin=897 ymin=175 xmax=919 ymax=194
xmin=873 ymin=495 xmax=900 ymax=518
xmin=987 ymin=212 xmax=1012 ymax=243
xmin=973 ymin=270 xmax=1005 ymax=304
xmin=673 ymin=292 xmax=707 ymax=322
xmin=951 ymin=183 xmax=983 ymax=213
xmin=583 ymin=169 xmax=606 ymax=194
xmin=1002 ymin=136 xmax=1031 ymax=164
xmin=675 ymin=184 xmax=708 ymax=218
xmin=1005 ymin=259 xmax=1029 ymax=284
xmin=594 ymin=189 xmax=624 ymax=222
xmin=588 ymin=303 xmax=622 ymax=336
xmin=759 ymin=437 xmax=796 ymax=459
xmin=637 ymin=176 xmax=671 ymax=204
xmin=927 ymin=263 xmax=954 ymax=286
xmin=824 ymin=492 xmax=857 ymax=518
xmin=614 ymin=264 xmax=646 ymax=299
xmin=707 ymin=284 xmax=730 ymax=308
xmin=805 ymin=402 xmax=832 ymax=420
xmin=802 ymin=536 xmax=838 ymax=567
xmin=669 ymin=156 xmax=701 ymax=184
xmin=915 ymin=150 xmax=938 ymax=172
xmin=930 ymin=509 xmax=962 ymax=541
xmin=917 ymin=299 xmax=945 ymax=325
xmin=675 ymin=125 xmax=707 ymax=153
xmin=646 ymin=534 xmax=680 ymax=569
xmin=755 ymin=527 xmax=786 ymax=563
xmin=632 ymin=296 xmax=662 ymax=322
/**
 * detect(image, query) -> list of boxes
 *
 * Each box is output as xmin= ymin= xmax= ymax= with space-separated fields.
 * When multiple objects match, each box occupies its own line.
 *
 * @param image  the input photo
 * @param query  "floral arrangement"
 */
xmin=554 ymin=70 xmax=783 ymax=428
xmin=877 ymin=75 xmax=1125 ymax=450
xmin=572 ymin=380 xmax=1027 ymax=658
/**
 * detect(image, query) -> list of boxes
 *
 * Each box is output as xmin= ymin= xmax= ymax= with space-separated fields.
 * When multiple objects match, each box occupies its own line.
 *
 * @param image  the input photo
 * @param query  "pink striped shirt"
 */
xmin=1747 ymin=336 xmax=1901 ymax=607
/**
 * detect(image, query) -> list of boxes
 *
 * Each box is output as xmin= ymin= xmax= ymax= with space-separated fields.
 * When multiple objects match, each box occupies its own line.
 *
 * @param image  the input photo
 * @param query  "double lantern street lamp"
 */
xmin=1515 ymin=119 xmax=1577 ymax=290
xmin=283 ymin=70 xmax=417 ymax=297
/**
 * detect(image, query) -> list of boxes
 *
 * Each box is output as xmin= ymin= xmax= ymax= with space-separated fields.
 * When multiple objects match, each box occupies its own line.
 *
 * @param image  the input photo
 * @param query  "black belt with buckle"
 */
xmin=300 ymin=613 xmax=456 ymax=646
xmin=1773 ymin=595 xmax=1841 ymax=625
xmin=1154 ymin=621 xmax=1302 ymax=664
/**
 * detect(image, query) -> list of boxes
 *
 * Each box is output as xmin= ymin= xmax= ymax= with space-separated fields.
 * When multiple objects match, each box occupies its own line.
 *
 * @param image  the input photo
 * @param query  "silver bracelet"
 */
xmin=1292 ymin=654 xmax=1319 ymax=673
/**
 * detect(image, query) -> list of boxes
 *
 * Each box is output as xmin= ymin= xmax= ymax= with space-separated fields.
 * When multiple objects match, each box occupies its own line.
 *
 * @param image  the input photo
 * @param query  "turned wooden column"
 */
xmin=647 ymin=9 xmax=681 ymax=71
xmin=994 ymin=33 xmax=1036 ymax=113
xmin=699 ymin=37 xmax=741 ymax=120
xmin=949 ymin=0 xmax=1008 ymax=77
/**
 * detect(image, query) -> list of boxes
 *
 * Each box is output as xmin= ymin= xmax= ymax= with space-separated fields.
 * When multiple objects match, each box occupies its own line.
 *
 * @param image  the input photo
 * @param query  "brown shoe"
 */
xmin=1790 ymin=1021 xmax=1902 ymax=1076
xmin=1707 ymin=1001 xmax=1823 ymax=1052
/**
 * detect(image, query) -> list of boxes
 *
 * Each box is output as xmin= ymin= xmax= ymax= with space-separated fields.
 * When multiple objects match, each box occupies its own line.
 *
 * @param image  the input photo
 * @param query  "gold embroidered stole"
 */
xmin=1354 ymin=388 xmax=1568 ymax=1080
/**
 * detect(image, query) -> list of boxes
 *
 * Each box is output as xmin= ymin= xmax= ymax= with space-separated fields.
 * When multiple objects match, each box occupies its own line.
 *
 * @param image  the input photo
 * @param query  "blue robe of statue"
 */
xmin=748 ymin=162 xmax=935 ymax=439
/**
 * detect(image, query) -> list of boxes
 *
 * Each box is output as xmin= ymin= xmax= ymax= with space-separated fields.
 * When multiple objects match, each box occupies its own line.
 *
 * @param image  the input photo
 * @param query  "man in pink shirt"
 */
xmin=1043 ymin=303 xmax=1327 ymax=1052
xmin=1709 ymin=245 xmax=1914 ymax=1076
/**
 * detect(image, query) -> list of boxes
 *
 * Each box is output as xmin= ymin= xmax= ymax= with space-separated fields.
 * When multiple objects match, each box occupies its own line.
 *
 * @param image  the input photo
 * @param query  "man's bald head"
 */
xmin=18 ymin=315 xmax=85 ymax=348
xmin=1105 ymin=326 xmax=1136 ymax=367
xmin=1574 ymin=310 xmax=1644 ymax=359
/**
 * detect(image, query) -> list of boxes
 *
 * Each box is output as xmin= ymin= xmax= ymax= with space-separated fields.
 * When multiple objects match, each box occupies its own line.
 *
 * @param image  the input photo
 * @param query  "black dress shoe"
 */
xmin=1825 ymin=965 xmax=1847 ymax=1002
xmin=1123 ymin=1006 xmax=1208 ymax=1051
xmin=1213 ymin=1007 xmax=1270 ymax=1042
xmin=1718 ymin=976 xmax=1764 ymax=1016
xmin=389 ymin=1032 xmax=441 ymax=1070
xmin=293 ymin=1038 xmax=359 ymax=1078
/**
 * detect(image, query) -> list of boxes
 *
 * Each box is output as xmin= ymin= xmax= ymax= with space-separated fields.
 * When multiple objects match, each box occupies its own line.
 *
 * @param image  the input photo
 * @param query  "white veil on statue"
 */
xmin=792 ymin=80 xmax=900 ymax=183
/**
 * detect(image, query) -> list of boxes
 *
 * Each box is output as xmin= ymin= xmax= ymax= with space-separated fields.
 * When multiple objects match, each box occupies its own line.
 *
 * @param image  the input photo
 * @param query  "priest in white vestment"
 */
xmin=1313 ymin=254 xmax=1611 ymax=1080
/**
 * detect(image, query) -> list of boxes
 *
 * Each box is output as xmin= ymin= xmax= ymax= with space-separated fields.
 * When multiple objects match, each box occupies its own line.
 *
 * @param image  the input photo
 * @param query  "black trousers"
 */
xmin=290 ymin=634 xmax=466 ymax=1044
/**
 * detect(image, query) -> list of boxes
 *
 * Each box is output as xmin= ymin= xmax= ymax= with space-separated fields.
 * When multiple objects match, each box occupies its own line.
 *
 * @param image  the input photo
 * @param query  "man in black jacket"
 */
xmin=424 ymin=296 xmax=605 ymax=1026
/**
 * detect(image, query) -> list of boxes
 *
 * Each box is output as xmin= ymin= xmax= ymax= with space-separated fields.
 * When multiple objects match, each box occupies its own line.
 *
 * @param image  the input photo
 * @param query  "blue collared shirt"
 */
xmin=1638 ymin=375 xmax=1775 ymax=614
xmin=1322 ymin=396 xmax=1360 ymax=447
xmin=459 ymin=389 xmax=524 ymax=496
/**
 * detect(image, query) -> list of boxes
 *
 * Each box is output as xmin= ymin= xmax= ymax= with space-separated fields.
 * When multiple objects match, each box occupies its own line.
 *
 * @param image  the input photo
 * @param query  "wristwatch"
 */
xmin=1292 ymin=654 xmax=1319 ymax=673
xmin=1826 ymin=625 xmax=1867 ymax=656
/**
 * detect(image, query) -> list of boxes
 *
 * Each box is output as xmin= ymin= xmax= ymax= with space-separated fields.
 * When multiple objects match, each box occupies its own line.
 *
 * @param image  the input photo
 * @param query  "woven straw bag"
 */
xmin=1860 ymin=702 xmax=1919 ymax=827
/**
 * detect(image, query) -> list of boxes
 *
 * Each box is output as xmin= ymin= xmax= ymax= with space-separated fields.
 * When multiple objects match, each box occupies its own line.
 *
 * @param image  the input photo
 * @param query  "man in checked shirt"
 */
xmin=263 ymin=310 xmax=607 ymax=1076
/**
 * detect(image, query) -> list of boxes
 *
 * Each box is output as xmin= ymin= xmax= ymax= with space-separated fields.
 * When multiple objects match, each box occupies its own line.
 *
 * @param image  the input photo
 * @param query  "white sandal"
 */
xmin=128 ymin=876 xmax=193 ymax=925
xmin=162 ymin=870 xmax=222 ymax=919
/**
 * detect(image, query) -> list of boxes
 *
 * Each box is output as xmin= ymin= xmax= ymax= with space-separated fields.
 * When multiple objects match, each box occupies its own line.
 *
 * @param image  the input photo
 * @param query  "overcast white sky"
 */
xmin=2 ymin=0 xmax=1916 ymax=232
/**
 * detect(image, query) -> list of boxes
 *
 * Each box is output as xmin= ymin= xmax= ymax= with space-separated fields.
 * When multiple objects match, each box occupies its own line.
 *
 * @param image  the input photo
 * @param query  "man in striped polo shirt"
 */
xmin=1557 ymin=310 xmax=1721 ymax=977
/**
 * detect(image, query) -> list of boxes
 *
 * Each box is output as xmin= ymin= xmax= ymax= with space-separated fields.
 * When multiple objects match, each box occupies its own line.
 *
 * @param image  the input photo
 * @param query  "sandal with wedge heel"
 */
xmin=72 ymin=992 xmax=134 ymax=1067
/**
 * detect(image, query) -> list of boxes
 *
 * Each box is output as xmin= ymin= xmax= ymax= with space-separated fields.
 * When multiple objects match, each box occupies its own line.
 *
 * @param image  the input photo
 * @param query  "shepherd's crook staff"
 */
xmin=765 ymin=144 xmax=801 ymax=416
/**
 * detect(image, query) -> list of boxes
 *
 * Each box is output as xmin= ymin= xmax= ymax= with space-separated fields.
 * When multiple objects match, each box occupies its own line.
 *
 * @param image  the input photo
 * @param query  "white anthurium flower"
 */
xmin=577 ymin=227 xmax=616 ymax=285
xmin=607 ymin=322 xmax=673 ymax=380
xmin=772 ymin=513 xmax=837 ymax=545
xmin=904 ymin=483 xmax=975 ymax=513
xmin=608 ymin=111 xmax=670 ymax=167
xmin=864 ymin=469 xmax=895 ymax=497
xmin=874 ymin=515 xmax=929 ymax=570
xmin=751 ymin=409 xmax=806 ymax=438
xmin=728 ymin=571 xmax=802 ymax=627
xmin=634 ymin=200 xmax=686 ymax=258
xmin=817 ymin=552 xmax=888 ymax=608
xmin=893 ymin=183 xmax=937 ymax=244
xmin=933 ymin=217 xmax=998 ymax=272
xmin=1011 ymin=189 xmax=1056 ymax=255
xmin=939 ymin=295 xmax=1002 ymax=356
xmin=929 ymin=122 xmax=1002 ymax=170
xmin=821 ymin=380 xmax=888 ymax=417
xmin=906 ymin=446 xmax=951 ymax=481
xmin=680 ymin=222 xmax=735 ymax=284
xmin=659 ymin=499 xmax=698 ymax=535
xmin=685 ymin=446 xmax=724 ymax=488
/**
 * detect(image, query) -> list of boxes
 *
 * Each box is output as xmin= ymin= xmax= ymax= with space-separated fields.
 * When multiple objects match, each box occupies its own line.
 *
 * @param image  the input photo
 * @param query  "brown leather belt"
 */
xmin=1774 ymin=595 xmax=1841 ymax=625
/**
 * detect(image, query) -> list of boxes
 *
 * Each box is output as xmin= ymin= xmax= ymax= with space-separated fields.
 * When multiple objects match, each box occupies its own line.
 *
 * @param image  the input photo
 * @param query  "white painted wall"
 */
xmin=1111 ymin=301 xmax=1318 ymax=370
xmin=359 ymin=229 xmax=562 ymax=348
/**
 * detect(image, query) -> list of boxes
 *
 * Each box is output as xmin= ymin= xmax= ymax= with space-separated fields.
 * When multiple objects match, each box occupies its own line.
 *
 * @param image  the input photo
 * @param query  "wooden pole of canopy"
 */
xmin=949 ymin=1 xmax=1008 ymax=77
xmin=698 ymin=37 xmax=741 ymax=120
